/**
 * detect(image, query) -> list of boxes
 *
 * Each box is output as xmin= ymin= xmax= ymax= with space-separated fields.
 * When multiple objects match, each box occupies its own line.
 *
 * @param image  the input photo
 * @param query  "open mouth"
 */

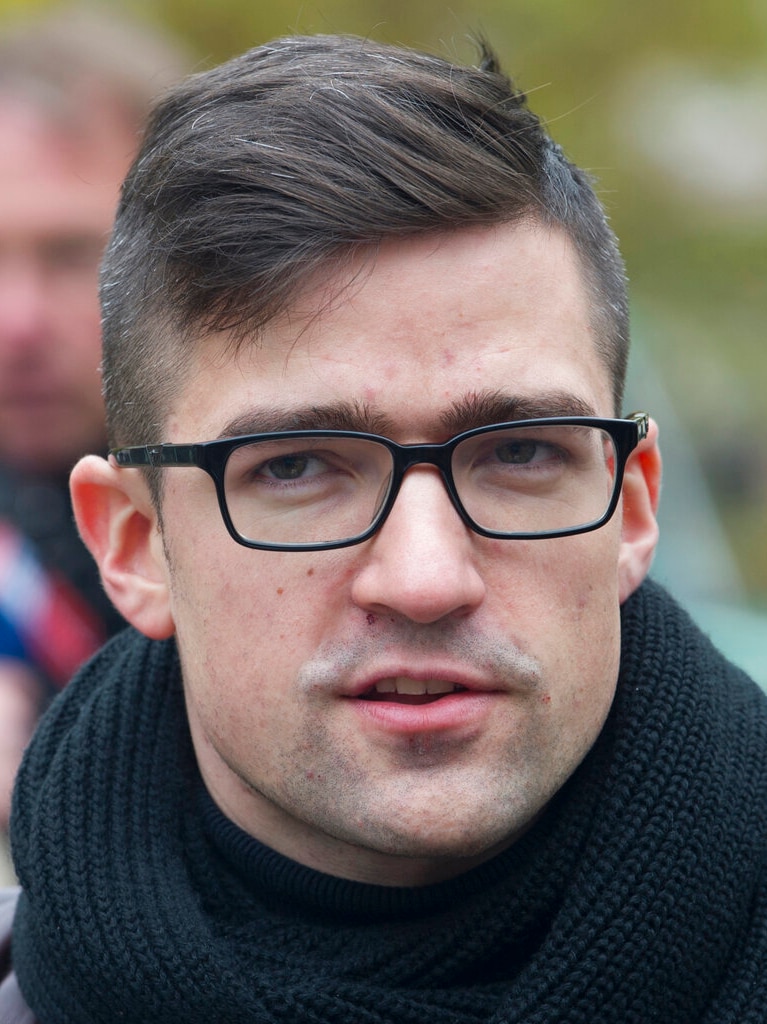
xmin=358 ymin=678 xmax=469 ymax=705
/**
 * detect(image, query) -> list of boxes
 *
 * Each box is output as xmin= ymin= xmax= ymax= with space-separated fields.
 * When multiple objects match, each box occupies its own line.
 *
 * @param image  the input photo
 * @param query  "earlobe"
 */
xmin=617 ymin=418 xmax=662 ymax=604
xmin=70 ymin=455 xmax=175 ymax=639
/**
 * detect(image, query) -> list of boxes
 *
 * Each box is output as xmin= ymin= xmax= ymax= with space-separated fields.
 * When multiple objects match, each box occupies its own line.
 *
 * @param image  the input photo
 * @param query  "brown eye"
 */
xmin=494 ymin=440 xmax=539 ymax=464
xmin=263 ymin=454 xmax=312 ymax=479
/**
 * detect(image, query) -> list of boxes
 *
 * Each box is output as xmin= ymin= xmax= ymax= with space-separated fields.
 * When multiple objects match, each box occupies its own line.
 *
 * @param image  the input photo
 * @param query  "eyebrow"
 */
xmin=218 ymin=390 xmax=599 ymax=440
xmin=440 ymin=390 xmax=598 ymax=434
xmin=219 ymin=402 xmax=394 ymax=438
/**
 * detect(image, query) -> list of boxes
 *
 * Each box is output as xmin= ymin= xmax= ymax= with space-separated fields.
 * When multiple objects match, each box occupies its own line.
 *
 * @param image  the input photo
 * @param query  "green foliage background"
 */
xmin=3 ymin=0 xmax=766 ymax=600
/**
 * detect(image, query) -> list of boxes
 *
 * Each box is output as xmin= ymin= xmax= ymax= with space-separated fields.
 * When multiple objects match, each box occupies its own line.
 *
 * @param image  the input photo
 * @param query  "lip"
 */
xmin=344 ymin=661 xmax=501 ymax=699
xmin=351 ymin=688 xmax=500 ymax=736
xmin=343 ymin=663 xmax=506 ymax=736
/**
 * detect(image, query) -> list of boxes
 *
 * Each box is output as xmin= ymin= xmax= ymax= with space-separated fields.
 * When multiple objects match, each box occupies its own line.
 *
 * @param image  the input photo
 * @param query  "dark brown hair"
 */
xmin=101 ymin=34 xmax=629 ymax=452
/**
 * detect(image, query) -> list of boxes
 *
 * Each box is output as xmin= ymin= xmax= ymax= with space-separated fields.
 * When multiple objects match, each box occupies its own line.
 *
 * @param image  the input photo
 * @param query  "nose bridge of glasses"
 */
xmin=385 ymin=439 xmax=465 ymax=523
xmin=396 ymin=439 xmax=455 ymax=477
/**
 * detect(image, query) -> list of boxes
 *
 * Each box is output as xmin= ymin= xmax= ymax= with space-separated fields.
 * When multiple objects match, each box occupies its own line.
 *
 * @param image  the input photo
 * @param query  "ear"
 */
xmin=70 ymin=455 xmax=175 ymax=639
xmin=617 ymin=417 xmax=662 ymax=604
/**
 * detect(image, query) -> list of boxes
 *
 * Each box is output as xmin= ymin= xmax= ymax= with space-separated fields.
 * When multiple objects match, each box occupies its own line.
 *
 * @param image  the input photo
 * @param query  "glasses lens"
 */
xmin=223 ymin=436 xmax=394 ymax=547
xmin=452 ymin=424 xmax=619 ymax=535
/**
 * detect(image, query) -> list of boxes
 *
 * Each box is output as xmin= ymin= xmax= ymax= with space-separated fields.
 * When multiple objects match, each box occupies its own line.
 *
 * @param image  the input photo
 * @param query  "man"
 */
xmin=3 ymin=34 xmax=765 ymax=1022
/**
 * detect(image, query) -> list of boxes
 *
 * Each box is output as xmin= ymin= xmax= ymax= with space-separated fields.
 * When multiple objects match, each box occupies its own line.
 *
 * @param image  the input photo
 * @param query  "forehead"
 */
xmin=167 ymin=221 xmax=614 ymax=441
xmin=0 ymin=96 xmax=134 ymax=235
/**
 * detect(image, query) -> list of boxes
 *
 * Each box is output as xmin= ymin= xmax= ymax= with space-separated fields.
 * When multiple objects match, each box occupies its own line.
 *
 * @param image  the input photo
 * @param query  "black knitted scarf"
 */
xmin=9 ymin=580 xmax=767 ymax=1023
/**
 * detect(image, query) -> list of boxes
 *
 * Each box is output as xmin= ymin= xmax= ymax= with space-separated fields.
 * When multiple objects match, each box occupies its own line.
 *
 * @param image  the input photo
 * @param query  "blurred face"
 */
xmin=0 ymin=97 xmax=135 ymax=473
xmin=158 ymin=222 xmax=632 ymax=885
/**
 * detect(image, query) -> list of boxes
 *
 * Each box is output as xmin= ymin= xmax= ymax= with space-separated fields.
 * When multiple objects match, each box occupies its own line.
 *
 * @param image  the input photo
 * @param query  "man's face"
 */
xmin=0 ymin=97 xmax=135 ymax=474
xmin=156 ymin=222 xmax=637 ymax=885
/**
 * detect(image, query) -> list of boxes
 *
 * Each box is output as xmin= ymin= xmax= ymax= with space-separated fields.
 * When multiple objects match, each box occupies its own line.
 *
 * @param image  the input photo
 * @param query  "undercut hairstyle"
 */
xmin=101 ymin=34 xmax=630 ymax=459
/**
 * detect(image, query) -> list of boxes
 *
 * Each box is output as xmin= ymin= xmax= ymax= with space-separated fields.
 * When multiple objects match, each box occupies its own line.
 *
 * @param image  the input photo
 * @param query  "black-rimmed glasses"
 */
xmin=111 ymin=413 xmax=649 ymax=551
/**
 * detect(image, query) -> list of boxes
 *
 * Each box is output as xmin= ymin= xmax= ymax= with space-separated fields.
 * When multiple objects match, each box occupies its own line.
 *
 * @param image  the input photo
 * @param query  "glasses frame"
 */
xmin=111 ymin=412 xmax=649 ymax=551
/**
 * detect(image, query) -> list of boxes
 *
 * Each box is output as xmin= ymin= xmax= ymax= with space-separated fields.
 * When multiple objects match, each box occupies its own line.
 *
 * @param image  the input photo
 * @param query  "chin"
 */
xmin=346 ymin=800 xmax=535 ymax=866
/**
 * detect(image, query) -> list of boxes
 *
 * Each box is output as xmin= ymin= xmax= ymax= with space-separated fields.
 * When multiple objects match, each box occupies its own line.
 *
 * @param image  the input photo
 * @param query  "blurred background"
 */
xmin=1 ymin=0 xmax=765 ymax=680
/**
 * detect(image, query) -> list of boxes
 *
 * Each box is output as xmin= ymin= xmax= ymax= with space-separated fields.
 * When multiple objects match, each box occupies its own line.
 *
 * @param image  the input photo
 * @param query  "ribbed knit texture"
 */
xmin=8 ymin=579 xmax=767 ymax=1023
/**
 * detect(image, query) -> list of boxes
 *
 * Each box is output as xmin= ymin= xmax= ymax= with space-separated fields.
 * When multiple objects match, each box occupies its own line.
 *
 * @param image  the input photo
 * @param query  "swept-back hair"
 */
xmin=101 ymin=34 xmax=629 ymax=449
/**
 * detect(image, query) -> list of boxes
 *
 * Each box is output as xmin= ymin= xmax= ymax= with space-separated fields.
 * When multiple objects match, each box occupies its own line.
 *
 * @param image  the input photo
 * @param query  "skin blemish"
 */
xmin=366 ymin=613 xmax=377 ymax=626
xmin=541 ymin=694 xmax=552 ymax=704
xmin=408 ymin=734 xmax=435 ymax=756
xmin=276 ymin=587 xmax=284 ymax=596
xmin=306 ymin=567 xmax=314 ymax=577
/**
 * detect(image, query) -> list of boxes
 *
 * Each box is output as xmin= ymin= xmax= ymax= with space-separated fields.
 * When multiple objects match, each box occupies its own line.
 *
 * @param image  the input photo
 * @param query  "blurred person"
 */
xmin=0 ymin=2 xmax=190 ymax=887
xmin=0 ymin=33 xmax=765 ymax=1023
xmin=0 ymin=6 xmax=189 ymax=834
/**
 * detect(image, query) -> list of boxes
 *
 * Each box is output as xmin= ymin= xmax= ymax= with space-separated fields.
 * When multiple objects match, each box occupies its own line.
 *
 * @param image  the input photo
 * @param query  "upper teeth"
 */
xmin=373 ymin=677 xmax=460 ymax=695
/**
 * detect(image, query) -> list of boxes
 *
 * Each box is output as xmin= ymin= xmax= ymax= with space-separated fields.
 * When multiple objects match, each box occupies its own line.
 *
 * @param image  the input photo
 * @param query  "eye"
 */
xmin=40 ymin=235 xmax=104 ymax=274
xmin=492 ymin=439 xmax=557 ymax=465
xmin=260 ymin=453 xmax=327 ymax=480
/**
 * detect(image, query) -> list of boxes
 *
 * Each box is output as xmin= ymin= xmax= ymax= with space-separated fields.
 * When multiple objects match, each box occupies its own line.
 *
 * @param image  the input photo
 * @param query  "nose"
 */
xmin=0 ymin=255 xmax=50 ymax=359
xmin=350 ymin=466 xmax=486 ymax=624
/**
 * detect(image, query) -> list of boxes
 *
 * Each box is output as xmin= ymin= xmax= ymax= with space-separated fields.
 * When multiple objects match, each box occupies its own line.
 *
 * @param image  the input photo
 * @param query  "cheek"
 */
xmin=170 ymin=540 xmax=353 ymax=680
xmin=486 ymin=528 xmax=621 ymax=613
xmin=173 ymin=565 xmax=290 ymax=748
xmin=256 ymin=551 xmax=356 ymax=641
xmin=51 ymin=273 xmax=101 ymax=327
xmin=554 ymin=551 xmax=622 ymax=725
xmin=483 ymin=532 xmax=622 ymax=694
xmin=175 ymin=556 xmax=353 ymax=771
